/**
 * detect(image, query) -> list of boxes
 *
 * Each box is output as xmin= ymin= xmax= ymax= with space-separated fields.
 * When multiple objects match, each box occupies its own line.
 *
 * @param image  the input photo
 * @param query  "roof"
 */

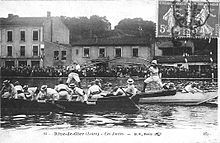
xmin=71 ymin=36 xmax=151 ymax=46
xmin=155 ymin=55 xmax=217 ymax=64
xmin=44 ymin=41 xmax=72 ymax=48
xmin=0 ymin=17 xmax=47 ymax=27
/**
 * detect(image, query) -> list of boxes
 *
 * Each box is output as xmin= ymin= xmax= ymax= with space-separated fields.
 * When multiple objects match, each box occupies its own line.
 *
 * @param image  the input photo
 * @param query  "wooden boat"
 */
xmin=1 ymin=95 xmax=139 ymax=115
xmin=136 ymin=89 xmax=177 ymax=98
xmin=132 ymin=91 xmax=218 ymax=106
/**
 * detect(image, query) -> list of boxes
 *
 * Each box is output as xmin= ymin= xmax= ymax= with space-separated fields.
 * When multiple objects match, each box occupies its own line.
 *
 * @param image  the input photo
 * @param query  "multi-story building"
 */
xmin=71 ymin=36 xmax=154 ymax=67
xmin=154 ymin=38 xmax=217 ymax=77
xmin=0 ymin=12 xmax=70 ymax=67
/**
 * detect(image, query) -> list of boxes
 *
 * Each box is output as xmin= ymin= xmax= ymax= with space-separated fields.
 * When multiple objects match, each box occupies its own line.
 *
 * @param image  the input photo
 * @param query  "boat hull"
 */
xmin=1 ymin=96 xmax=139 ymax=115
xmin=137 ymin=89 xmax=176 ymax=98
xmin=135 ymin=91 xmax=218 ymax=106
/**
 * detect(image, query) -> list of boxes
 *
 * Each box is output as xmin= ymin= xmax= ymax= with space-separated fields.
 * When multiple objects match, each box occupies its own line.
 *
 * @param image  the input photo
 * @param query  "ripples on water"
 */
xmin=0 ymin=104 xmax=217 ymax=130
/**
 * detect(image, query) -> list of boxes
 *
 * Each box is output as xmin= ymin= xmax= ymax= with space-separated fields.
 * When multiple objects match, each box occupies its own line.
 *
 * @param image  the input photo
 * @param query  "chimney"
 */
xmin=47 ymin=11 xmax=51 ymax=18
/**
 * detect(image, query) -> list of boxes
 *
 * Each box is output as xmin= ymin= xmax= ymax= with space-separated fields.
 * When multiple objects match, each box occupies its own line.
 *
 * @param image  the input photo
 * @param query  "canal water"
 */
xmin=0 ymin=78 xmax=219 ymax=143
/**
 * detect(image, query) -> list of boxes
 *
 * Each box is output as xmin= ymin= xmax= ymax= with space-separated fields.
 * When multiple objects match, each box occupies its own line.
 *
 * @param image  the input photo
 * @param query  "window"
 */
xmin=115 ymin=48 xmax=122 ymax=58
xmin=61 ymin=51 xmax=67 ymax=60
xmin=33 ymin=45 xmax=39 ymax=56
xmin=7 ymin=46 xmax=12 ymax=56
xmin=33 ymin=30 xmax=39 ymax=41
xmin=76 ymin=49 xmax=79 ymax=55
xmin=7 ymin=31 xmax=12 ymax=42
xmin=5 ymin=61 xmax=14 ymax=67
xmin=31 ymin=61 xmax=40 ymax=67
xmin=54 ymin=51 xmax=59 ymax=60
xmin=132 ymin=48 xmax=138 ymax=57
xmin=83 ymin=48 xmax=90 ymax=57
xmin=20 ymin=46 xmax=25 ymax=56
xmin=99 ymin=48 xmax=105 ymax=57
xmin=20 ymin=30 xmax=25 ymax=41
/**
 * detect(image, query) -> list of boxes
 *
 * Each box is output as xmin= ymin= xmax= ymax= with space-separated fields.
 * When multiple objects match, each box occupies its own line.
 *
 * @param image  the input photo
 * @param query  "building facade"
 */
xmin=154 ymin=38 xmax=217 ymax=77
xmin=71 ymin=36 xmax=154 ymax=67
xmin=43 ymin=41 xmax=72 ymax=67
xmin=0 ymin=12 xmax=70 ymax=67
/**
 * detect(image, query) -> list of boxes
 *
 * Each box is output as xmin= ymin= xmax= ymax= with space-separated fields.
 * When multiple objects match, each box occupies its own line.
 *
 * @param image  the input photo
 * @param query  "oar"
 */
xmin=53 ymin=102 xmax=66 ymax=110
xmin=119 ymin=87 xmax=140 ymax=110
xmin=119 ymin=86 xmax=133 ymax=97
xmin=196 ymin=94 xmax=218 ymax=105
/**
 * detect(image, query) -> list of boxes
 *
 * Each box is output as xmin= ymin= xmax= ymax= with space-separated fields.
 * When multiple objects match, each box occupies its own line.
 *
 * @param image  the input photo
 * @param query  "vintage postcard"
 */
xmin=0 ymin=0 xmax=219 ymax=142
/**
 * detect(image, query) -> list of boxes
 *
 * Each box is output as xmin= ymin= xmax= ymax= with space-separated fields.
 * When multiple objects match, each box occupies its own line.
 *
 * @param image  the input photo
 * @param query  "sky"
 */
xmin=0 ymin=0 xmax=157 ymax=28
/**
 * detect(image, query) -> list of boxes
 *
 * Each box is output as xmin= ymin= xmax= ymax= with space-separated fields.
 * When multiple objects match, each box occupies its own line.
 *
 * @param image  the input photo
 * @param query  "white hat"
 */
xmin=3 ymin=80 xmax=10 ymax=84
xmin=151 ymin=60 xmax=157 ymax=65
xmin=69 ymin=83 xmax=76 ymax=88
xmin=41 ymin=85 xmax=47 ymax=91
xmin=127 ymin=78 xmax=134 ymax=84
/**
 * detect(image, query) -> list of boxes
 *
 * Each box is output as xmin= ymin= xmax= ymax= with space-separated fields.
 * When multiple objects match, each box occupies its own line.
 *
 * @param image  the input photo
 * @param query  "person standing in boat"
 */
xmin=142 ymin=60 xmax=163 ymax=92
xmin=66 ymin=61 xmax=81 ymax=88
xmin=54 ymin=79 xmax=72 ymax=100
xmin=0 ymin=80 xmax=16 ymax=98
xmin=183 ymin=82 xmax=203 ymax=94
xmin=69 ymin=83 xmax=87 ymax=102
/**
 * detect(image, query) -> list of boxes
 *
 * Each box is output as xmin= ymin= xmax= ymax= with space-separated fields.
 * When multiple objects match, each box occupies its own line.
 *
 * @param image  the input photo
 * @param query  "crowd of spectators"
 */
xmin=0 ymin=64 xmax=217 ymax=78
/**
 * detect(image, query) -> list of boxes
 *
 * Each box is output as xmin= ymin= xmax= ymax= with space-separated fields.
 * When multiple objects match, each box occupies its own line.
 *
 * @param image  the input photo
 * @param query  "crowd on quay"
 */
xmin=1 ymin=64 xmax=217 ymax=78
xmin=1 ymin=59 xmax=214 ymax=102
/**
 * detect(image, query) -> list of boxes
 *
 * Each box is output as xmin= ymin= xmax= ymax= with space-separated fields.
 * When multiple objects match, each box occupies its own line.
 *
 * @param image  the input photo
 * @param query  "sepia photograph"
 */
xmin=0 ymin=0 xmax=219 ymax=142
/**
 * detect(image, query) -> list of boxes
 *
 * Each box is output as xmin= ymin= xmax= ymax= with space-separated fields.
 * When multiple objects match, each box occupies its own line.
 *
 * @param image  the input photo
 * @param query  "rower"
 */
xmin=54 ymin=80 xmax=72 ymax=100
xmin=23 ymin=85 xmax=34 ymax=100
xmin=113 ymin=78 xmax=139 ymax=96
xmin=183 ymin=82 xmax=203 ymax=94
xmin=14 ymin=81 xmax=26 ymax=100
xmin=37 ymin=85 xmax=59 ymax=100
xmin=69 ymin=83 xmax=87 ymax=102
xmin=66 ymin=60 xmax=81 ymax=88
xmin=162 ymin=82 xmax=176 ymax=90
xmin=125 ymin=78 xmax=139 ymax=95
xmin=87 ymin=80 xmax=103 ymax=99
xmin=0 ymin=80 xmax=16 ymax=99
xmin=105 ymin=82 xmax=113 ymax=94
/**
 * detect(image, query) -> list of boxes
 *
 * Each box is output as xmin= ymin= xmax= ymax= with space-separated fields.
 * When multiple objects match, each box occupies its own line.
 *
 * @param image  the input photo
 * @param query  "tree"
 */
xmin=115 ymin=18 xmax=156 ymax=40
xmin=61 ymin=15 xmax=111 ymax=42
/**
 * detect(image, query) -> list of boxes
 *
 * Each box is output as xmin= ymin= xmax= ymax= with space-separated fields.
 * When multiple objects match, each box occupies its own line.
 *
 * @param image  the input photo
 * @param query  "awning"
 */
xmin=158 ymin=41 xmax=193 ymax=48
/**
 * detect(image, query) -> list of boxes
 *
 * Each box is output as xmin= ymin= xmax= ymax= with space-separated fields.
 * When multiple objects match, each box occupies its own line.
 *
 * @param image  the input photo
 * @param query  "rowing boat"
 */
xmin=131 ymin=89 xmax=176 ymax=103
xmin=1 ymin=95 xmax=139 ymax=115
xmin=132 ymin=91 xmax=218 ymax=106
xmin=136 ymin=89 xmax=176 ymax=98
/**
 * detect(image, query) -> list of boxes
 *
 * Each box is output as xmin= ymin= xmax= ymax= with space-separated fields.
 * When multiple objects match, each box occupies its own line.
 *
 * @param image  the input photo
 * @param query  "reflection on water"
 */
xmin=1 ymin=104 xmax=217 ymax=130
